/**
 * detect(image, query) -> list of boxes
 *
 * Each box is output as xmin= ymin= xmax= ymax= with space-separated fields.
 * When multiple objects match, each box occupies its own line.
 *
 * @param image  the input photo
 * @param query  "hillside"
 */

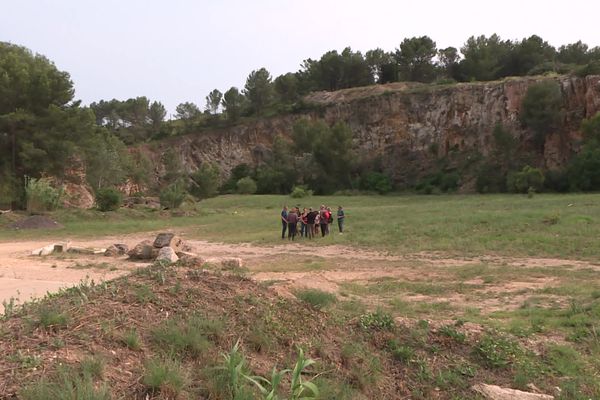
xmin=134 ymin=75 xmax=600 ymax=193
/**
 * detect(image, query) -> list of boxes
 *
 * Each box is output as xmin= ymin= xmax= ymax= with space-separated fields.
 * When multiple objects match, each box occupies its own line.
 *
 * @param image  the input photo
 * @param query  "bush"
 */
xmin=295 ymin=289 xmax=337 ymax=309
xmin=476 ymin=163 xmax=507 ymax=193
xmin=520 ymin=81 xmax=563 ymax=148
xmin=189 ymin=163 xmax=220 ymax=199
xmin=359 ymin=310 xmax=395 ymax=331
xmin=507 ymin=165 xmax=545 ymax=193
xmin=544 ymin=169 xmax=570 ymax=192
xmin=160 ymin=181 xmax=187 ymax=209
xmin=25 ymin=177 xmax=62 ymax=213
xmin=290 ymin=185 xmax=313 ymax=198
xmin=236 ymin=177 xmax=257 ymax=194
xmin=95 ymin=188 xmax=122 ymax=211
xmin=416 ymin=171 xmax=459 ymax=194
xmin=360 ymin=171 xmax=393 ymax=194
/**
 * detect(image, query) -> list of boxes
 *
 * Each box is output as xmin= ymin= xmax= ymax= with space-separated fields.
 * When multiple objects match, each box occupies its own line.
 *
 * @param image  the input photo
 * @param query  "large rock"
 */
xmin=153 ymin=233 xmax=186 ymax=252
xmin=128 ymin=240 xmax=159 ymax=260
xmin=176 ymin=251 xmax=205 ymax=267
xmin=156 ymin=247 xmax=179 ymax=263
xmin=31 ymin=244 xmax=56 ymax=256
xmin=104 ymin=244 xmax=129 ymax=257
xmin=472 ymin=384 xmax=554 ymax=400
xmin=205 ymin=257 xmax=244 ymax=269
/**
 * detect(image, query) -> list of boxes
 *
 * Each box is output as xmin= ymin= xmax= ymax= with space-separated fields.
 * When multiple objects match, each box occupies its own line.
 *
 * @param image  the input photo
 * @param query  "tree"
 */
xmin=189 ymin=162 xmax=220 ymax=199
xmin=274 ymin=73 xmax=300 ymax=104
xmin=221 ymin=87 xmax=245 ymax=122
xmin=243 ymin=68 xmax=273 ymax=116
xmin=174 ymin=101 xmax=201 ymax=129
xmin=458 ymin=34 xmax=512 ymax=81
xmin=520 ymin=80 xmax=563 ymax=149
xmin=558 ymin=41 xmax=590 ymax=65
xmin=499 ymin=35 xmax=555 ymax=77
xmin=366 ymin=48 xmax=394 ymax=83
xmin=568 ymin=112 xmax=600 ymax=190
xmin=300 ymin=48 xmax=373 ymax=91
xmin=205 ymin=89 xmax=222 ymax=115
xmin=148 ymin=101 xmax=166 ymax=132
xmin=438 ymin=47 xmax=460 ymax=79
xmin=395 ymin=36 xmax=438 ymax=82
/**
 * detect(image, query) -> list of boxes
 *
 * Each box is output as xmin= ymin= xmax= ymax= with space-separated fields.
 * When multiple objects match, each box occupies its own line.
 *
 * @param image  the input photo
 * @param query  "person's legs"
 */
xmin=321 ymin=223 xmax=326 ymax=237
xmin=308 ymin=223 xmax=314 ymax=238
xmin=338 ymin=219 xmax=344 ymax=233
xmin=281 ymin=221 xmax=287 ymax=239
xmin=289 ymin=224 xmax=296 ymax=240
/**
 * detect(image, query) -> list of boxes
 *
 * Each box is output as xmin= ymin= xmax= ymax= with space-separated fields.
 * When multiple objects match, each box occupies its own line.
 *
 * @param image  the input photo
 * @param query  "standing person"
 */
xmin=300 ymin=208 xmax=308 ymax=238
xmin=319 ymin=205 xmax=329 ymax=237
xmin=314 ymin=211 xmax=320 ymax=237
xmin=306 ymin=207 xmax=317 ymax=239
xmin=337 ymin=205 xmax=345 ymax=234
xmin=280 ymin=206 xmax=288 ymax=239
xmin=287 ymin=207 xmax=298 ymax=240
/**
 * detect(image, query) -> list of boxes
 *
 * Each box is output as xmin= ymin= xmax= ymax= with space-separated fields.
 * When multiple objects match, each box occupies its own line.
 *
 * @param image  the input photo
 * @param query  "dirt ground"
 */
xmin=1 ymin=231 xmax=597 ymax=313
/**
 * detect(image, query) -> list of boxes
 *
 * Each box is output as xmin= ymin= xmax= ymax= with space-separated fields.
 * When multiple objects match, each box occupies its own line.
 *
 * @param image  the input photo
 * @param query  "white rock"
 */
xmin=31 ymin=244 xmax=56 ymax=256
xmin=156 ymin=247 xmax=179 ymax=263
xmin=472 ymin=383 xmax=554 ymax=400
xmin=205 ymin=257 xmax=244 ymax=269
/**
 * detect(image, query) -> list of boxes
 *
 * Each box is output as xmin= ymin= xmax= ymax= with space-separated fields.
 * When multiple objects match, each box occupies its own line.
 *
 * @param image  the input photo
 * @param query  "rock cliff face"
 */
xmin=142 ymin=75 xmax=600 ymax=190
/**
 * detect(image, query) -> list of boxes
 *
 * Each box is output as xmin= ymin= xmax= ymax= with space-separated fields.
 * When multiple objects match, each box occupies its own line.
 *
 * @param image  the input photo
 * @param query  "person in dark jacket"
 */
xmin=280 ymin=206 xmax=288 ymax=239
xmin=306 ymin=207 xmax=317 ymax=239
xmin=337 ymin=205 xmax=345 ymax=234
xmin=287 ymin=207 xmax=298 ymax=240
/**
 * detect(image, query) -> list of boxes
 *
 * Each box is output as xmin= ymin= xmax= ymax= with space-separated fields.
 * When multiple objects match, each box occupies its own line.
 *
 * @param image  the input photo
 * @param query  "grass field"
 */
xmin=2 ymin=193 xmax=600 ymax=398
xmin=2 ymin=193 xmax=600 ymax=259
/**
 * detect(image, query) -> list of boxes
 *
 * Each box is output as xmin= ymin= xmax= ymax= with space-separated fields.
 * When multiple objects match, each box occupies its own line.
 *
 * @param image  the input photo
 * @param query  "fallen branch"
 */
xmin=0 ymin=209 xmax=11 ymax=215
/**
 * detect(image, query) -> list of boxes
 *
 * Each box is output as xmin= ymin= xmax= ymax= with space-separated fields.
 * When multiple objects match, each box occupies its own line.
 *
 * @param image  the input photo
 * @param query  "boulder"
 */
xmin=176 ymin=251 xmax=205 ymax=267
xmin=205 ymin=257 xmax=244 ymax=269
xmin=156 ymin=247 xmax=179 ymax=263
xmin=53 ymin=241 xmax=71 ymax=253
xmin=153 ymin=233 xmax=186 ymax=252
xmin=31 ymin=244 xmax=56 ymax=256
xmin=104 ymin=243 xmax=129 ymax=257
xmin=128 ymin=240 xmax=159 ymax=260
xmin=472 ymin=384 xmax=554 ymax=400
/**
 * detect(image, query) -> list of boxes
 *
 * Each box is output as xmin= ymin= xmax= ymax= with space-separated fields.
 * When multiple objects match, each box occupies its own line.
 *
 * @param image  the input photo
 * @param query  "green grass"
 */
xmin=3 ymin=193 xmax=600 ymax=259
xmin=142 ymin=358 xmax=188 ymax=395
xmin=295 ymin=288 xmax=337 ymax=309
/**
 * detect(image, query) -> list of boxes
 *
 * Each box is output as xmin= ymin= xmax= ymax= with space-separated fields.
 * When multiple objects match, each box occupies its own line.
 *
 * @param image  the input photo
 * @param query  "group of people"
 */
xmin=280 ymin=205 xmax=345 ymax=240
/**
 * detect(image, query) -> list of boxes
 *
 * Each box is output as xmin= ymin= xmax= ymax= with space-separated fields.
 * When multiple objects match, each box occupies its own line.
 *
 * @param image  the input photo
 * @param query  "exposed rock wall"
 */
xmin=142 ymin=75 xmax=600 ymax=189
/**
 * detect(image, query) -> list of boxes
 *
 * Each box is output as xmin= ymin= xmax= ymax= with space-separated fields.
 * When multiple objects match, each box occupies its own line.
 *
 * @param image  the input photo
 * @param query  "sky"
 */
xmin=2 ymin=0 xmax=600 ymax=115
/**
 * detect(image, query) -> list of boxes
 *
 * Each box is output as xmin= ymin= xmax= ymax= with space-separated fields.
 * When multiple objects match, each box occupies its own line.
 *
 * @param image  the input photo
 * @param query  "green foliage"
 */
xmin=289 ymin=186 xmax=313 ymax=198
xmin=121 ymin=329 xmax=141 ymax=350
xmin=25 ymin=177 xmax=61 ymax=213
xmin=80 ymin=356 xmax=104 ymax=380
xmin=21 ymin=373 xmax=110 ymax=400
xmin=159 ymin=180 xmax=187 ymax=209
xmin=295 ymin=289 xmax=336 ymax=309
xmin=83 ymin=129 xmax=131 ymax=190
xmin=438 ymin=325 xmax=466 ymax=343
xmin=143 ymin=357 xmax=188 ymax=395
xmin=236 ymin=177 xmax=257 ymax=194
xmin=507 ymin=165 xmax=545 ymax=193
xmin=222 ymin=87 xmax=245 ymax=122
xmin=36 ymin=306 xmax=70 ymax=330
xmin=189 ymin=163 xmax=220 ymax=200
xmin=568 ymin=112 xmax=600 ymax=190
xmin=416 ymin=171 xmax=460 ymax=194
xmin=395 ymin=36 xmax=438 ymax=83
xmin=150 ymin=314 xmax=221 ymax=357
xmin=475 ymin=333 xmax=522 ymax=368
xmin=95 ymin=188 xmax=122 ymax=211
xmin=476 ymin=163 xmax=507 ymax=193
xmin=360 ymin=171 xmax=393 ymax=194
xmin=205 ymin=89 xmax=223 ymax=115
xmin=359 ymin=310 xmax=395 ymax=331
xmin=244 ymin=68 xmax=274 ymax=116
xmin=520 ymin=80 xmax=563 ymax=148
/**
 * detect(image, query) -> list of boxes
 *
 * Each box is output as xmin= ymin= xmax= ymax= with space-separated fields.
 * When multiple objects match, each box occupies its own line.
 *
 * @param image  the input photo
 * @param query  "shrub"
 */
xmin=475 ymin=333 xmax=522 ymax=368
xmin=295 ymin=289 xmax=337 ymax=309
xmin=520 ymin=80 xmax=563 ymax=148
xmin=544 ymin=169 xmax=570 ymax=192
xmin=290 ymin=185 xmax=313 ymax=198
xmin=25 ymin=177 xmax=62 ymax=213
xmin=360 ymin=171 xmax=393 ymax=194
xmin=121 ymin=329 xmax=142 ymax=350
xmin=507 ymin=165 xmax=545 ymax=193
xmin=95 ymin=188 xmax=122 ymax=211
xmin=236 ymin=177 xmax=257 ymax=194
xmin=37 ymin=307 xmax=70 ymax=331
xmin=159 ymin=180 xmax=186 ymax=209
xmin=476 ymin=163 xmax=507 ymax=193
xmin=189 ymin=162 xmax=220 ymax=199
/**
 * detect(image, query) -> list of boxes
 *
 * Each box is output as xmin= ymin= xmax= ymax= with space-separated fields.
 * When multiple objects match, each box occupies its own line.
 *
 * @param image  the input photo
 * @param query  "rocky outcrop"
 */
xmin=140 ymin=75 xmax=600 ymax=190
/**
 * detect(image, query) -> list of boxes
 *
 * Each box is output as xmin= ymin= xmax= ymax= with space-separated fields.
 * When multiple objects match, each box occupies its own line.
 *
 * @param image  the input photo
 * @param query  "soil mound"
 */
xmin=9 ymin=215 xmax=63 ymax=230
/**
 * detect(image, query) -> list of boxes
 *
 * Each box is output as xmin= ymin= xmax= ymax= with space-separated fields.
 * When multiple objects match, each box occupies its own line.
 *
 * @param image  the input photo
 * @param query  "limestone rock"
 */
xmin=53 ymin=241 xmax=71 ymax=253
xmin=68 ymin=247 xmax=106 ymax=255
xmin=31 ymin=244 xmax=56 ymax=256
xmin=156 ymin=247 xmax=179 ymax=263
xmin=472 ymin=383 xmax=554 ymax=400
xmin=205 ymin=257 xmax=244 ymax=269
xmin=153 ymin=233 xmax=186 ymax=252
xmin=176 ymin=251 xmax=205 ymax=267
xmin=104 ymin=244 xmax=129 ymax=257
xmin=128 ymin=240 xmax=159 ymax=260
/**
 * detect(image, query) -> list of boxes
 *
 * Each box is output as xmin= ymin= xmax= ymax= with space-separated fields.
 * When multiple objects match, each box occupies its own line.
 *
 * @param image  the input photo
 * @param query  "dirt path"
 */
xmin=1 ymin=232 xmax=598 ymax=312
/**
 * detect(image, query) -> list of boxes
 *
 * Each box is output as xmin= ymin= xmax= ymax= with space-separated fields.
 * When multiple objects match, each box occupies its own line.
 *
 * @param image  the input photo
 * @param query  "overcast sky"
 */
xmin=2 ymin=0 xmax=599 ymax=115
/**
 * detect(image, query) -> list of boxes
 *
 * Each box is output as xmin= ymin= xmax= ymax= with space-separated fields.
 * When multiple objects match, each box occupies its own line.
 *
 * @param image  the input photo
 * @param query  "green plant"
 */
xmin=95 ymin=188 xmax=122 ymax=211
xmin=189 ymin=162 xmax=220 ymax=199
xmin=159 ymin=180 xmax=187 ymax=209
xmin=21 ymin=374 xmax=110 ymax=400
xmin=439 ymin=325 xmax=466 ymax=343
xmin=80 ymin=356 xmax=104 ymax=379
xmin=143 ymin=357 xmax=188 ymax=395
xmin=121 ymin=329 xmax=141 ymax=350
xmin=388 ymin=340 xmax=414 ymax=363
xmin=290 ymin=185 xmax=313 ymax=198
xmin=358 ymin=310 xmax=395 ymax=331
xmin=360 ymin=171 xmax=393 ymax=194
xmin=475 ymin=333 xmax=522 ymax=368
xmin=219 ymin=340 xmax=253 ymax=399
xmin=236 ymin=177 xmax=257 ymax=194
xmin=25 ymin=177 xmax=62 ymax=213
xmin=507 ymin=165 xmax=545 ymax=193
xmin=295 ymin=288 xmax=336 ymax=309
xmin=37 ymin=307 xmax=70 ymax=331
xmin=150 ymin=315 xmax=220 ymax=357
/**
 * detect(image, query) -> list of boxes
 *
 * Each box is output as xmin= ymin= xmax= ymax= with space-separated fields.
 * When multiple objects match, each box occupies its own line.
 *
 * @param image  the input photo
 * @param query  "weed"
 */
xmin=435 ymin=368 xmax=467 ymax=390
xmin=295 ymin=288 xmax=336 ymax=309
xmin=547 ymin=344 xmax=584 ymax=377
xmin=150 ymin=317 xmax=213 ymax=357
xmin=21 ymin=368 xmax=110 ymax=400
xmin=80 ymin=356 xmax=104 ymax=379
xmin=143 ymin=357 xmax=188 ymax=396
xmin=358 ymin=310 xmax=395 ymax=331
xmin=9 ymin=350 xmax=42 ymax=370
xmin=388 ymin=340 xmax=415 ymax=363
xmin=439 ymin=325 xmax=466 ymax=343
xmin=37 ymin=306 xmax=69 ymax=331
xmin=2 ymin=296 xmax=17 ymax=319
xmin=475 ymin=333 xmax=522 ymax=368
xmin=133 ymin=284 xmax=156 ymax=304
xmin=121 ymin=329 xmax=142 ymax=350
